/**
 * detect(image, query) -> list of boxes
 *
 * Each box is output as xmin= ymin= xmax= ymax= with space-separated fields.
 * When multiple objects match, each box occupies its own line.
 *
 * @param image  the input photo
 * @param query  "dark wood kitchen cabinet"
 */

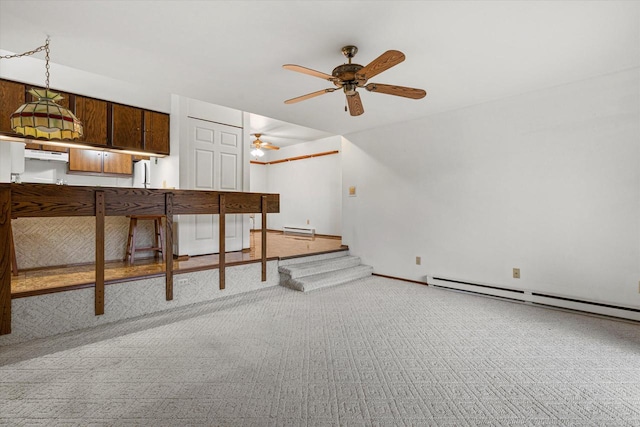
xmin=111 ymin=104 xmax=143 ymax=151
xmin=0 ymin=79 xmax=25 ymax=135
xmin=110 ymin=105 xmax=169 ymax=155
xmin=75 ymin=96 xmax=108 ymax=146
xmin=143 ymin=110 xmax=170 ymax=155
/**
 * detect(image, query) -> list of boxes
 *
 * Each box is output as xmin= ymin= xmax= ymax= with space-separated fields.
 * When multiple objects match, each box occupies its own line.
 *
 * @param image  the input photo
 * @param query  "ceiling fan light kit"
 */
xmin=283 ymin=45 xmax=426 ymax=116
xmin=250 ymin=148 xmax=265 ymax=157
xmin=250 ymin=133 xmax=279 ymax=158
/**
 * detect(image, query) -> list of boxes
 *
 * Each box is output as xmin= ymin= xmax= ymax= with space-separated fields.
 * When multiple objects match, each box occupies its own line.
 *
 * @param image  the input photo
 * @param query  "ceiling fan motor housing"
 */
xmin=332 ymin=63 xmax=366 ymax=87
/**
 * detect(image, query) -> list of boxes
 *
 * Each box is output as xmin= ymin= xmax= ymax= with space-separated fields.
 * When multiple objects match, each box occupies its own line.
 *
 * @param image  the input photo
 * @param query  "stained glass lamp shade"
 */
xmin=11 ymin=88 xmax=83 ymax=140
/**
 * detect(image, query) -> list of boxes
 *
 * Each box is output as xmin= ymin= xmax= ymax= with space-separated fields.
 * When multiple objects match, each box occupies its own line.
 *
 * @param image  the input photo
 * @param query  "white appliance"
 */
xmin=133 ymin=159 xmax=151 ymax=188
xmin=24 ymin=148 xmax=69 ymax=162
xmin=10 ymin=142 xmax=25 ymax=173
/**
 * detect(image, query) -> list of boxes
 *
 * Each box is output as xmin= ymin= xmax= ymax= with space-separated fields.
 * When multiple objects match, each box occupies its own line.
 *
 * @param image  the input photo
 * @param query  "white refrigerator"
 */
xmin=132 ymin=159 xmax=151 ymax=188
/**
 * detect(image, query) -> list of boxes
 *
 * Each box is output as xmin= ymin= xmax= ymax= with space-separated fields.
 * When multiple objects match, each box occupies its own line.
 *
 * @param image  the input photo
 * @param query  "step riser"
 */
xmin=279 ymin=256 xmax=362 ymax=279
xmin=282 ymin=266 xmax=374 ymax=292
xmin=278 ymin=250 xmax=349 ymax=267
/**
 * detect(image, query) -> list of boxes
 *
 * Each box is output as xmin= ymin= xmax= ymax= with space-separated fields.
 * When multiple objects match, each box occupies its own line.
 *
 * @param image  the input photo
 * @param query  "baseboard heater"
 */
xmin=283 ymin=226 xmax=315 ymax=238
xmin=429 ymin=276 xmax=640 ymax=322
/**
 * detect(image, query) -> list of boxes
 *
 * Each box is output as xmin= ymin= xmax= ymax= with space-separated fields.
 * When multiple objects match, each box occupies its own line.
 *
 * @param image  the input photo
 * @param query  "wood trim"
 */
xmin=95 ymin=191 xmax=105 ymax=315
xmin=165 ymin=192 xmax=174 ymax=300
xmin=7 ymin=184 xmax=279 ymax=218
xmin=0 ymin=187 xmax=11 ymax=334
xmin=13 ymin=283 xmax=96 ymax=299
xmin=250 ymin=150 xmax=339 ymax=166
xmin=11 ymin=257 xmax=282 ymax=299
xmin=314 ymin=233 xmax=342 ymax=240
xmin=12 ymin=273 xmax=165 ymax=299
xmin=219 ymin=194 xmax=226 ymax=290
xmin=372 ymin=273 xmax=429 ymax=286
xmin=261 ymin=195 xmax=267 ymax=281
xmin=252 ymin=229 xmax=341 ymax=240
xmin=174 ymin=256 xmax=280 ymax=276
xmin=9 ymin=221 xmax=18 ymax=276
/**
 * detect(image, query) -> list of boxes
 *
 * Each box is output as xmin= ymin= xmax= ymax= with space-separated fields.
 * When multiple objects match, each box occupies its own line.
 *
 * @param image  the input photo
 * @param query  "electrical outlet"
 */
xmin=416 ymin=256 xmax=421 ymax=265
xmin=306 ymin=219 xmax=310 ymax=225
xmin=177 ymin=278 xmax=189 ymax=286
xmin=513 ymin=268 xmax=520 ymax=279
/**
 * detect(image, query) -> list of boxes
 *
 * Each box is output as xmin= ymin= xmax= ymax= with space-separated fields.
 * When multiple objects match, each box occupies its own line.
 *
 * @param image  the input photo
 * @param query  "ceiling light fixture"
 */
xmin=251 ymin=147 xmax=265 ymax=157
xmin=0 ymin=37 xmax=83 ymax=140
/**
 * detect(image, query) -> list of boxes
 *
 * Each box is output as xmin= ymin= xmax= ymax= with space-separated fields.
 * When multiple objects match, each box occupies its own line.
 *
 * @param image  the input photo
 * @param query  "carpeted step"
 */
xmin=278 ymin=254 xmax=362 ymax=279
xmin=278 ymin=250 xmax=349 ymax=267
xmin=282 ymin=264 xmax=374 ymax=292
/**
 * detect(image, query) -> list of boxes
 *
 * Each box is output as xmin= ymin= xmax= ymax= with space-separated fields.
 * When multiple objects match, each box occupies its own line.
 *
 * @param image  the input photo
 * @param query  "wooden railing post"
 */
xmin=165 ymin=192 xmax=174 ymax=300
xmin=219 ymin=194 xmax=226 ymax=290
xmin=95 ymin=191 xmax=105 ymax=316
xmin=0 ymin=187 xmax=12 ymax=335
xmin=261 ymin=195 xmax=267 ymax=282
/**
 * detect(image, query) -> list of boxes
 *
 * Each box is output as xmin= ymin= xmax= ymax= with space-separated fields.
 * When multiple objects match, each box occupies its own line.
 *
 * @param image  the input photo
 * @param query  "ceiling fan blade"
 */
xmin=261 ymin=144 xmax=280 ymax=150
xmin=364 ymin=83 xmax=426 ymax=99
xmin=347 ymin=92 xmax=364 ymax=116
xmin=283 ymin=64 xmax=335 ymax=81
xmin=356 ymin=50 xmax=405 ymax=80
xmin=284 ymin=88 xmax=336 ymax=104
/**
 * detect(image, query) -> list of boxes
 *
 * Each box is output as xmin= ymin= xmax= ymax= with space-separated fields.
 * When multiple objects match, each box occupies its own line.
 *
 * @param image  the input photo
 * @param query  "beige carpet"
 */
xmin=1 ymin=276 xmax=639 ymax=426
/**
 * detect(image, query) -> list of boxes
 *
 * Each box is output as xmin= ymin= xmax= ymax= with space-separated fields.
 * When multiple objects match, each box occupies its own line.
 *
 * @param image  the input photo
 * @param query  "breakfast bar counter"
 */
xmin=0 ymin=183 xmax=279 ymax=335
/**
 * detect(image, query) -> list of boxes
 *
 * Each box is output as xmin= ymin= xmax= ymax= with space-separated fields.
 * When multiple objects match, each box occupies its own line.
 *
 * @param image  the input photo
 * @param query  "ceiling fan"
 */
xmin=283 ymin=45 xmax=426 ymax=116
xmin=250 ymin=133 xmax=279 ymax=157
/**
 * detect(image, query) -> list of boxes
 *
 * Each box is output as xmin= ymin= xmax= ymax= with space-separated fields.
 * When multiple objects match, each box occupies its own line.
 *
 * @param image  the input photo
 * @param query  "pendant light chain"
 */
xmin=3 ymin=36 xmax=84 ymax=140
xmin=0 ymin=37 xmax=51 ymax=88
xmin=44 ymin=38 xmax=50 ymax=89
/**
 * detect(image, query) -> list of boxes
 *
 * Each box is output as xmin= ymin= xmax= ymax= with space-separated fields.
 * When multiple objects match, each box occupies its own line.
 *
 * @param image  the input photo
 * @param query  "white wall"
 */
xmin=342 ymin=68 xmax=640 ymax=309
xmin=250 ymin=136 xmax=342 ymax=236
xmin=249 ymin=161 xmax=268 ymax=230
xmin=0 ymin=49 xmax=170 ymax=112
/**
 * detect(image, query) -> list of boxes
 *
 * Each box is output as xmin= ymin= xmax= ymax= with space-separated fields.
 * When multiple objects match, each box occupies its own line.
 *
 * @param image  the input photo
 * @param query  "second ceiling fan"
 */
xmin=250 ymin=133 xmax=279 ymax=157
xmin=283 ymin=45 xmax=427 ymax=116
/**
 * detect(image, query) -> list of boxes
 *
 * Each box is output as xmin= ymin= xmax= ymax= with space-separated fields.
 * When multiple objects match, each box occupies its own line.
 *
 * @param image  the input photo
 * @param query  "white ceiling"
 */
xmin=0 ymin=1 xmax=638 ymax=141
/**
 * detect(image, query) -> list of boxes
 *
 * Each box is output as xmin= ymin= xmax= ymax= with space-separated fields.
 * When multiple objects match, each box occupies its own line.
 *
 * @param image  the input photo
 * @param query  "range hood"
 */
xmin=24 ymin=148 xmax=69 ymax=162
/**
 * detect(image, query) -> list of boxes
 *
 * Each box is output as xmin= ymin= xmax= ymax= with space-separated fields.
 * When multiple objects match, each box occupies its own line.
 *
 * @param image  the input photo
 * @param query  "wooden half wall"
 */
xmin=0 ymin=183 xmax=279 ymax=335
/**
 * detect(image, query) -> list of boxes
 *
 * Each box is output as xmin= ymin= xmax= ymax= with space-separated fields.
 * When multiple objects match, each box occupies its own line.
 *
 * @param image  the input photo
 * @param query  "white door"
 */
xmin=182 ymin=118 xmax=243 ymax=255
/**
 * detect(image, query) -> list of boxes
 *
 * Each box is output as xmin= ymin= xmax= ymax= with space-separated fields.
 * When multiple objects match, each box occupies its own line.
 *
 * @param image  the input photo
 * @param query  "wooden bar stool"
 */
xmin=124 ymin=215 xmax=165 ymax=264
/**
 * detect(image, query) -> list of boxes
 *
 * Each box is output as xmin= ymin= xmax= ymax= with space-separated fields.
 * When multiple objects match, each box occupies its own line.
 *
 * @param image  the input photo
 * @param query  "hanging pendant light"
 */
xmin=2 ymin=37 xmax=83 ymax=140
